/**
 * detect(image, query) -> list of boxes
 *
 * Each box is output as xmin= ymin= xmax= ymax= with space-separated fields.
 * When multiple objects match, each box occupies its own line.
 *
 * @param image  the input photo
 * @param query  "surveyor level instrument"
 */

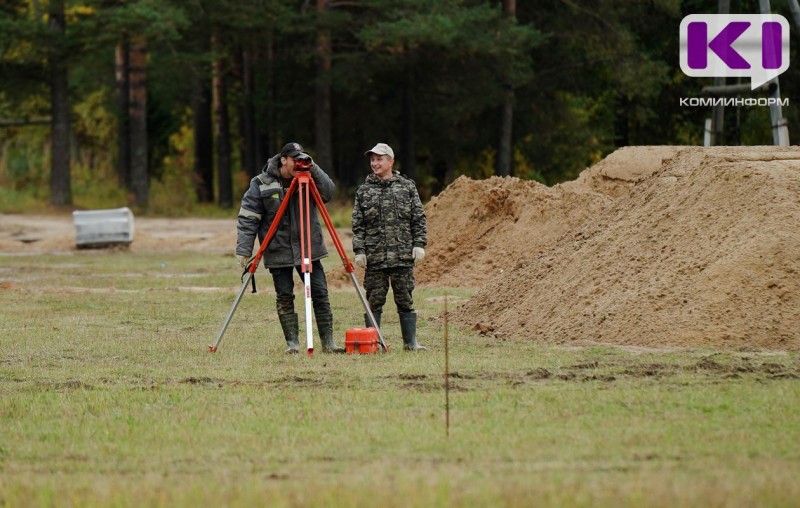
xmin=208 ymin=158 xmax=386 ymax=354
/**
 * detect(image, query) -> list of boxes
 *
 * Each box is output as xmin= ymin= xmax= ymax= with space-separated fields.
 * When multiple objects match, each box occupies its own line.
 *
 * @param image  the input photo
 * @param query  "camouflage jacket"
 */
xmin=236 ymin=154 xmax=334 ymax=268
xmin=351 ymin=171 xmax=427 ymax=270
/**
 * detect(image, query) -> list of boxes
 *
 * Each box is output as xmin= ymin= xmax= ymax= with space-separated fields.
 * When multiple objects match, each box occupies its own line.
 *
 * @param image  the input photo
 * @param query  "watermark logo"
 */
xmin=679 ymin=14 xmax=790 ymax=90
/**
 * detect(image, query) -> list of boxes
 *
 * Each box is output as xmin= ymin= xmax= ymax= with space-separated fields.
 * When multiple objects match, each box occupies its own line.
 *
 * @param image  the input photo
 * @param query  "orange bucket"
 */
xmin=345 ymin=327 xmax=380 ymax=354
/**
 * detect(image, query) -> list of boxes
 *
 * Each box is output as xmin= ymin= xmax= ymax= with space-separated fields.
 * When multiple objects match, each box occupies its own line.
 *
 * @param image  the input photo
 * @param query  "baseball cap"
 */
xmin=364 ymin=143 xmax=394 ymax=159
xmin=280 ymin=142 xmax=304 ymax=158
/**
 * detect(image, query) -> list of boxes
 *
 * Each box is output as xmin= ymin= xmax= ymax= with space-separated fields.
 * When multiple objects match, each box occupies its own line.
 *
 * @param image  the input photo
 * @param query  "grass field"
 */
xmin=1 ymin=250 xmax=799 ymax=507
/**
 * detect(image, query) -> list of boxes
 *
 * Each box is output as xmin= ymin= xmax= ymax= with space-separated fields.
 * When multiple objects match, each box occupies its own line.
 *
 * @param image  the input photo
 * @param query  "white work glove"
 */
xmin=412 ymin=247 xmax=425 ymax=264
xmin=236 ymin=255 xmax=249 ymax=268
xmin=355 ymin=254 xmax=367 ymax=268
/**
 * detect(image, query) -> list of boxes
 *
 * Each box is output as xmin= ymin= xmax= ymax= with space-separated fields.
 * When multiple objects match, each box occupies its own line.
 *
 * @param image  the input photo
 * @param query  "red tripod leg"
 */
xmin=297 ymin=174 xmax=315 ymax=355
xmin=251 ymin=178 xmax=298 ymax=269
xmin=208 ymin=179 xmax=298 ymax=353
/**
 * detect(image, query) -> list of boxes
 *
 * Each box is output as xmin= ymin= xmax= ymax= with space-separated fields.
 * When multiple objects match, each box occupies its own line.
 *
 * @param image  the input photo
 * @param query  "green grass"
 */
xmin=1 ymin=251 xmax=799 ymax=507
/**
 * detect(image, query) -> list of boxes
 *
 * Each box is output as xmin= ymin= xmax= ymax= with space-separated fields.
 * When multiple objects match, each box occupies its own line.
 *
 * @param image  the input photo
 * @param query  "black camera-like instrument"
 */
xmin=294 ymin=153 xmax=313 ymax=170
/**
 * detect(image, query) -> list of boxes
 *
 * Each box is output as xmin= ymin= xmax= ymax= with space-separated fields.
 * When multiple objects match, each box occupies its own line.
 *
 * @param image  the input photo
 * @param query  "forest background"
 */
xmin=0 ymin=0 xmax=797 ymax=216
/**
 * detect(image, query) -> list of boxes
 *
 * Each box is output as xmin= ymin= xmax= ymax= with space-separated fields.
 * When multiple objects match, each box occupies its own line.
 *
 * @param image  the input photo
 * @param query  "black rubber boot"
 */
xmin=317 ymin=312 xmax=345 ymax=353
xmin=279 ymin=313 xmax=300 ymax=354
xmin=364 ymin=310 xmax=382 ymax=329
xmin=399 ymin=311 xmax=426 ymax=351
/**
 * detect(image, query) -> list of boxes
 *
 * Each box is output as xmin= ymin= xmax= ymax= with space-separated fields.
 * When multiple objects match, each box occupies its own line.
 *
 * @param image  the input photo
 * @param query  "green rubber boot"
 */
xmin=279 ymin=313 xmax=300 ymax=354
xmin=364 ymin=310 xmax=382 ymax=330
xmin=399 ymin=311 xmax=427 ymax=351
xmin=317 ymin=312 xmax=345 ymax=353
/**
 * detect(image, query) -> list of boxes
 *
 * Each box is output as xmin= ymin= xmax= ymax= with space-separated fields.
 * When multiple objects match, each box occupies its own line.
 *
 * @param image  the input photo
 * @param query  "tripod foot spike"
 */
xmin=307 ymin=348 xmax=313 ymax=356
xmin=208 ymin=345 xmax=217 ymax=353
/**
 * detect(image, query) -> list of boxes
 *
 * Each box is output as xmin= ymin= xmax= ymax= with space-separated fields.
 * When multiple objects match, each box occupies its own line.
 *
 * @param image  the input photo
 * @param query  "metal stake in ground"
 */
xmin=444 ymin=294 xmax=450 ymax=438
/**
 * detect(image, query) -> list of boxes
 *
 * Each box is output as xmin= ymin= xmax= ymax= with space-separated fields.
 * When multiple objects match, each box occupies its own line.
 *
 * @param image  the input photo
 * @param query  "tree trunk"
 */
xmin=315 ymin=0 xmax=334 ymax=180
xmin=265 ymin=38 xmax=276 ymax=159
xmin=400 ymin=65 xmax=415 ymax=180
xmin=495 ymin=0 xmax=516 ymax=177
xmin=496 ymin=88 xmax=513 ymax=177
xmin=192 ymin=75 xmax=214 ymax=202
xmin=614 ymin=94 xmax=629 ymax=147
xmin=238 ymin=44 xmax=257 ymax=178
xmin=213 ymin=30 xmax=233 ymax=208
xmin=128 ymin=36 xmax=149 ymax=208
xmin=115 ymin=39 xmax=130 ymax=190
xmin=48 ymin=0 xmax=71 ymax=206
xmin=495 ymin=0 xmax=517 ymax=176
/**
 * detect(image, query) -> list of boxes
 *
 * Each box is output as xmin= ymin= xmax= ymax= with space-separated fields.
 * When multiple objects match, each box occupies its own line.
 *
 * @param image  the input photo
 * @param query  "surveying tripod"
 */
xmin=208 ymin=158 xmax=386 ymax=355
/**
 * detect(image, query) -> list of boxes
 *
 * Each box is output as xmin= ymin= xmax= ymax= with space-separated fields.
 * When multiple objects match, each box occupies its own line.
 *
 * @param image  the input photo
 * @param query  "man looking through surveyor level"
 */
xmin=235 ymin=142 xmax=345 ymax=354
xmin=352 ymin=143 xmax=428 ymax=351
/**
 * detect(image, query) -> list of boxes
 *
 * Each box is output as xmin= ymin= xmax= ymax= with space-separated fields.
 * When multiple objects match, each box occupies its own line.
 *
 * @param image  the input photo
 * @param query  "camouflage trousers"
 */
xmin=363 ymin=266 xmax=415 ymax=314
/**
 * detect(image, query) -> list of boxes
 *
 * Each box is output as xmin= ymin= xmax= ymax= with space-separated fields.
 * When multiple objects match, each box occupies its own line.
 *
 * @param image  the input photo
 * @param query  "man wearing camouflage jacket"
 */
xmin=352 ymin=143 xmax=428 ymax=351
xmin=236 ymin=142 xmax=345 ymax=354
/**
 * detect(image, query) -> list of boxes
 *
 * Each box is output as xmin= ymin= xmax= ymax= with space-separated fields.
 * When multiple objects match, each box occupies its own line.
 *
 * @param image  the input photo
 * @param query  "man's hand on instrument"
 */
xmin=355 ymin=254 xmax=367 ymax=268
xmin=237 ymin=255 xmax=249 ymax=268
xmin=412 ymin=247 xmax=425 ymax=265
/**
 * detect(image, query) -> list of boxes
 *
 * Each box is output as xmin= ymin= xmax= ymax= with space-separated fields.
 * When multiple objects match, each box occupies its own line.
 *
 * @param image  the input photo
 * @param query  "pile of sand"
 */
xmin=434 ymin=146 xmax=799 ymax=351
xmin=416 ymin=146 xmax=682 ymax=287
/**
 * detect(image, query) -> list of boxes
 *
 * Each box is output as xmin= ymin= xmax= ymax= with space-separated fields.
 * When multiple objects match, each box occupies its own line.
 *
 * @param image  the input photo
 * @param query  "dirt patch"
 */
xmin=0 ymin=215 xmax=354 ymax=257
xmin=430 ymin=146 xmax=800 ymax=351
xmin=0 ymin=215 xmax=239 ymax=254
xmin=0 ymin=213 xmax=359 ymax=288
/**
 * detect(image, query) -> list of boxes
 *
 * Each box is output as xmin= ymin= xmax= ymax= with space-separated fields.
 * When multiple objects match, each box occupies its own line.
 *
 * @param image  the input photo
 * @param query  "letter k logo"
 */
xmin=688 ymin=21 xmax=751 ymax=69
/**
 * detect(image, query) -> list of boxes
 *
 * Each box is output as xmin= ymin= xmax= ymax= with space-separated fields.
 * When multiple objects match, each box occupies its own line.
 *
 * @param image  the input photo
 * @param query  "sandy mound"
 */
xmin=417 ymin=146 xmax=684 ymax=287
xmin=446 ymin=146 xmax=800 ymax=351
xmin=567 ymin=145 xmax=686 ymax=196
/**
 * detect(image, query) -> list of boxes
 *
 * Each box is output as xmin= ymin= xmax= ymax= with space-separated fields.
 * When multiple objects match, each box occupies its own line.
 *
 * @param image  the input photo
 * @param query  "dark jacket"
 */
xmin=351 ymin=171 xmax=427 ymax=270
xmin=236 ymin=154 xmax=334 ymax=268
